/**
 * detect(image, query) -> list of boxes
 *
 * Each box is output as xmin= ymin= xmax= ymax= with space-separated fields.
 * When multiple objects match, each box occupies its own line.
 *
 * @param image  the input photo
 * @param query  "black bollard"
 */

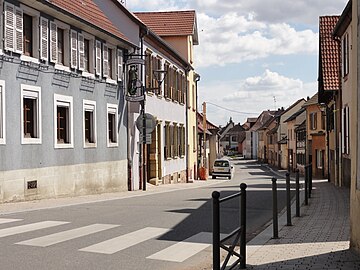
xmin=295 ymin=169 xmax=300 ymax=217
xmin=271 ymin=177 xmax=278 ymax=238
xmin=286 ymin=172 xmax=292 ymax=226
xmin=212 ymin=191 xmax=220 ymax=270
xmin=240 ymin=183 xmax=247 ymax=269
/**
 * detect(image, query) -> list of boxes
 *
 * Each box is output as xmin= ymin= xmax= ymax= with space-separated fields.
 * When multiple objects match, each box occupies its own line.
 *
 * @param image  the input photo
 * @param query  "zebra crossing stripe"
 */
xmin=147 ymin=232 xmax=213 ymax=262
xmin=0 ymin=221 xmax=69 ymax=238
xmin=0 ymin=218 xmax=23 ymax=224
xmin=79 ymin=227 xmax=170 ymax=254
xmin=15 ymin=224 xmax=119 ymax=247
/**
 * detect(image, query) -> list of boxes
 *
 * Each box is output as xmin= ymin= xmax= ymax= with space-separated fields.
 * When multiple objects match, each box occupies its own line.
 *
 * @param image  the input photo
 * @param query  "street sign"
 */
xmin=136 ymin=113 xmax=156 ymax=134
xmin=139 ymin=133 xmax=152 ymax=144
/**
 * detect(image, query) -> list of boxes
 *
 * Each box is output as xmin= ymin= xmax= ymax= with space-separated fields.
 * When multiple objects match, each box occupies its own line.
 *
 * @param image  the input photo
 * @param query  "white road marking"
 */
xmin=0 ymin=221 xmax=69 ymax=238
xmin=15 ymin=224 xmax=119 ymax=247
xmin=147 ymin=232 xmax=213 ymax=262
xmin=0 ymin=218 xmax=22 ymax=224
xmin=79 ymin=227 xmax=170 ymax=254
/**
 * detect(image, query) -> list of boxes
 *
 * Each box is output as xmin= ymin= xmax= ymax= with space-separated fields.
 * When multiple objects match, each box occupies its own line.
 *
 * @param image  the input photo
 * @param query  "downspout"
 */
xmin=185 ymin=68 xmax=189 ymax=183
xmin=194 ymin=73 xmax=201 ymax=179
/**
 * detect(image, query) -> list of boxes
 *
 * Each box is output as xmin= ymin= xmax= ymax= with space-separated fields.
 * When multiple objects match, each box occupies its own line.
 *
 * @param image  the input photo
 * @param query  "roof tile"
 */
xmin=319 ymin=16 xmax=340 ymax=91
xmin=134 ymin=10 xmax=196 ymax=36
xmin=49 ymin=0 xmax=129 ymax=42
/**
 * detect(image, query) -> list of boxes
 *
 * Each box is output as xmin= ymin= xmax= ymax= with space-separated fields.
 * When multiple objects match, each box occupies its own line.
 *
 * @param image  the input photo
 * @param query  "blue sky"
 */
xmin=126 ymin=0 xmax=348 ymax=126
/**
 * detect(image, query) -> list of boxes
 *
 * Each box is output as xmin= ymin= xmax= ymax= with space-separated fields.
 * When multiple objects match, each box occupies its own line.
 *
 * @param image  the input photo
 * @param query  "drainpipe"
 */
xmin=194 ymin=73 xmax=201 ymax=179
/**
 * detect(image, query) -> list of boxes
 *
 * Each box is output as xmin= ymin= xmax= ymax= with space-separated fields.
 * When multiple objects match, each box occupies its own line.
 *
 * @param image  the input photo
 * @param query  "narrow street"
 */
xmin=0 ymin=159 xmax=292 ymax=270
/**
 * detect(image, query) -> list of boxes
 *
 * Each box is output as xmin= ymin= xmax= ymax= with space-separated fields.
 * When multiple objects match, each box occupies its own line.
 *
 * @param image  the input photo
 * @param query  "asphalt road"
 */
xmin=0 ymin=159 xmax=292 ymax=270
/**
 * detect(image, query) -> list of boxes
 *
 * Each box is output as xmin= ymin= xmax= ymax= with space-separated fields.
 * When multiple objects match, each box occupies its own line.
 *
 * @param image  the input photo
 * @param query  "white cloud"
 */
xmin=195 ymin=13 xmax=318 ymax=68
xmin=201 ymin=70 xmax=316 ymax=125
xmin=192 ymin=0 xmax=347 ymax=25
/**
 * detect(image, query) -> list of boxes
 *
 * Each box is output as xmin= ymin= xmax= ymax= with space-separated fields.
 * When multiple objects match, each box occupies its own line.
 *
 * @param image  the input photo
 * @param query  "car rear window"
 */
xmin=214 ymin=160 xmax=229 ymax=167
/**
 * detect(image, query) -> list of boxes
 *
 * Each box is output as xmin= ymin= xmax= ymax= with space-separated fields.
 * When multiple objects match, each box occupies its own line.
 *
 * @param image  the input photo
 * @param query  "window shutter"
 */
xmin=70 ymin=30 xmax=78 ymax=69
xmin=49 ymin=22 xmax=57 ymax=63
xmin=78 ymin=33 xmax=85 ymax=71
xmin=40 ymin=17 xmax=49 ymax=61
xmin=103 ymin=44 xmax=109 ymax=78
xmin=4 ymin=3 xmax=15 ymax=51
xmin=95 ymin=40 xmax=102 ymax=76
xmin=117 ymin=49 xmax=123 ymax=81
xmin=341 ymin=108 xmax=345 ymax=154
xmin=346 ymin=106 xmax=350 ymax=154
xmin=14 ymin=7 xmax=23 ymax=54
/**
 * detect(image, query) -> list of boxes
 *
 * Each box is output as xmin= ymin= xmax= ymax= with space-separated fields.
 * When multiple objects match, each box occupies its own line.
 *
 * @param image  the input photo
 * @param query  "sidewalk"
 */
xmin=0 ymin=179 xmax=221 ymax=215
xmin=245 ymin=173 xmax=360 ymax=269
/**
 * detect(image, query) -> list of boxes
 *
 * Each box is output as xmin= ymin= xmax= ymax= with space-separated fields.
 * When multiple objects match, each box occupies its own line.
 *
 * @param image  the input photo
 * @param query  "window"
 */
xmin=23 ymin=13 xmax=33 ymax=56
xmin=164 ymin=122 xmax=170 ymax=159
xmin=342 ymin=32 xmax=349 ymax=77
xmin=342 ymin=106 xmax=350 ymax=155
xmin=107 ymin=104 xmax=118 ymax=147
xmin=316 ymin=150 xmax=323 ymax=169
xmin=0 ymin=81 xmax=5 ymax=144
xmin=108 ymin=47 xmax=113 ymax=79
xmin=57 ymin=28 xmax=64 ymax=64
xmin=21 ymin=85 xmax=41 ymax=144
xmin=50 ymin=20 xmax=70 ymax=68
xmin=310 ymin=112 xmax=317 ymax=130
xmin=4 ymin=3 xmax=40 ymax=59
xmin=83 ymin=100 xmax=96 ymax=147
xmin=83 ymin=39 xmax=90 ymax=72
xmin=54 ymin=94 xmax=73 ymax=148
xmin=103 ymin=45 xmax=116 ymax=81
xmin=173 ymin=123 xmax=178 ymax=157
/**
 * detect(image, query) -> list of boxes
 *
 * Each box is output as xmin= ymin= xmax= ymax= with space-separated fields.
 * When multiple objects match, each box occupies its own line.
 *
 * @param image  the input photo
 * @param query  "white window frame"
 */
xmin=21 ymin=84 xmax=41 ymax=144
xmin=4 ymin=3 xmax=40 ymax=62
xmin=54 ymin=94 xmax=73 ymax=149
xmin=0 ymin=80 xmax=5 ymax=144
xmin=105 ymin=43 xmax=117 ymax=84
xmin=19 ymin=4 xmax=40 ymax=62
xmin=316 ymin=150 xmax=323 ymax=169
xmin=53 ymin=19 xmax=70 ymax=70
xmin=83 ymin=100 xmax=97 ymax=148
xmin=81 ymin=31 xmax=95 ymax=78
xmin=107 ymin=103 xmax=118 ymax=147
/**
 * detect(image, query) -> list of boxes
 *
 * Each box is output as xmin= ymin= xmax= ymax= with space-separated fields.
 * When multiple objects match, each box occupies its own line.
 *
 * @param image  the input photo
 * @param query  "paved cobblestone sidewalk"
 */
xmin=246 ymin=180 xmax=360 ymax=269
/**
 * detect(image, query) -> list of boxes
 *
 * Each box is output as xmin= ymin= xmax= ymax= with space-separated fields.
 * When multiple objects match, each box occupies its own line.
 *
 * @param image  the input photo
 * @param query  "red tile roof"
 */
xmin=319 ymin=16 xmax=340 ymax=91
xmin=134 ymin=10 xmax=196 ymax=37
xmin=49 ymin=0 xmax=129 ymax=42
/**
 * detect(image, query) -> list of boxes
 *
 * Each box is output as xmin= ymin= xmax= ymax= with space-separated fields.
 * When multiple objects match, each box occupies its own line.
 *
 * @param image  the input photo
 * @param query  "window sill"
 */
xmin=0 ymin=139 xmax=6 ymax=145
xmin=82 ymin=71 xmax=96 ymax=79
xmin=106 ymin=78 xmax=117 ymax=85
xmin=20 ymin=55 xmax=40 ymax=64
xmin=22 ymin=138 xmax=42 ymax=145
xmin=55 ymin=64 xmax=71 ymax=73
xmin=55 ymin=143 xmax=74 ymax=149
xmin=107 ymin=143 xmax=118 ymax=148
xmin=84 ymin=143 xmax=97 ymax=148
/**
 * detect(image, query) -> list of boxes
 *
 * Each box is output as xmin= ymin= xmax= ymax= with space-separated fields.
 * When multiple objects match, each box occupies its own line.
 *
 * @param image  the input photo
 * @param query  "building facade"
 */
xmin=0 ymin=0 xmax=141 ymax=202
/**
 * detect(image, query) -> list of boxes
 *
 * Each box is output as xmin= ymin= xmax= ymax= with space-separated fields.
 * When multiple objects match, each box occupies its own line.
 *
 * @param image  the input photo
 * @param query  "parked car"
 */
xmin=212 ymin=159 xmax=234 ymax=179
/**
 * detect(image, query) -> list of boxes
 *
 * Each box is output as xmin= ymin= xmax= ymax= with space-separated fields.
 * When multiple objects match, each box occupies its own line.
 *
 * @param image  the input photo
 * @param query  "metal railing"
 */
xmin=212 ymin=183 xmax=247 ymax=270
